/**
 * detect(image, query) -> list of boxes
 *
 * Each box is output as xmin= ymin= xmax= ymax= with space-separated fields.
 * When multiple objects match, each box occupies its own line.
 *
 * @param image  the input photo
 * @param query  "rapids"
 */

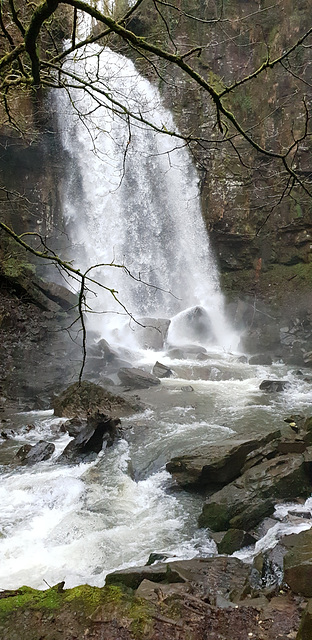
xmin=1 ymin=357 xmax=312 ymax=590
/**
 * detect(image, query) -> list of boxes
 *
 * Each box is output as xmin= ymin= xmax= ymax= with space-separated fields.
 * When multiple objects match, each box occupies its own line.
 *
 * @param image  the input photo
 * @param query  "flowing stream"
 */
xmin=1 ymin=42 xmax=312 ymax=591
xmin=1 ymin=365 xmax=312 ymax=590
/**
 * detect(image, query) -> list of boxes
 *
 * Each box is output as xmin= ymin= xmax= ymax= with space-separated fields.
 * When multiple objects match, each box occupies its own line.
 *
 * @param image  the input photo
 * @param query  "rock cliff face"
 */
xmin=0 ymin=97 xmax=81 ymax=409
xmin=120 ymin=0 xmax=312 ymax=306
xmin=0 ymin=0 xmax=311 ymax=409
xmin=110 ymin=0 xmax=311 ymax=358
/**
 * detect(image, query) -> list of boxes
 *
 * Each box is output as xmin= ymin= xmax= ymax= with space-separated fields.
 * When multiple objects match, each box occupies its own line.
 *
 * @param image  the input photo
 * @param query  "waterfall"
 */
xmin=57 ymin=44 xmax=236 ymax=351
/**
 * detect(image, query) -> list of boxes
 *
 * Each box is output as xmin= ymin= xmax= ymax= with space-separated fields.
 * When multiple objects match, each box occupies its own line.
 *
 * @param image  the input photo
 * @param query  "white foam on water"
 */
xmin=0 ymin=434 xmax=206 ymax=590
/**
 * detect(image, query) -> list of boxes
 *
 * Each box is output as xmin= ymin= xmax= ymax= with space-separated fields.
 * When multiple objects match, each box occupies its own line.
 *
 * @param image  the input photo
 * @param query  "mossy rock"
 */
xmin=217 ymin=529 xmax=256 ymax=555
xmin=0 ymin=583 xmax=155 ymax=639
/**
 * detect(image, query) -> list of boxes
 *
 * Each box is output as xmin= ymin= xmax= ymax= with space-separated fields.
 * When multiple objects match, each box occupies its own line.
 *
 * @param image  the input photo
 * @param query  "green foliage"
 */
xmin=1 ymin=255 xmax=36 ymax=280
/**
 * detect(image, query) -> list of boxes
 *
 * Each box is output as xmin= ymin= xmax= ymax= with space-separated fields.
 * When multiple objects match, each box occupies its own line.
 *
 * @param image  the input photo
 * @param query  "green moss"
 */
xmin=64 ymin=584 xmax=116 ymax=615
xmin=0 ymin=582 xmax=162 ymax=640
xmin=128 ymin=598 xmax=154 ymax=637
xmin=220 ymin=261 xmax=312 ymax=305
xmin=0 ymin=585 xmax=63 ymax=619
xmin=292 ymin=262 xmax=312 ymax=282
xmin=228 ymin=88 xmax=253 ymax=118
xmin=0 ymin=583 xmax=127 ymax=623
xmin=2 ymin=256 xmax=36 ymax=279
xmin=207 ymin=70 xmax=225 ymax=93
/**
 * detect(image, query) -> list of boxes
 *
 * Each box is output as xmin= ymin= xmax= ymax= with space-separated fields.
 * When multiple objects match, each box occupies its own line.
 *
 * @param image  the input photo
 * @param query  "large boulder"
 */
xmin=133 ymin=317 xmax=170 ymax=350
xmin=59 ymin=412 xmax=120 ymax=462
xmin=53 ymin=380 xmax=141 ymax=418
xmin=167 ymin=306 xmax=215 ymax=345
xmin=166 ymin=430 xmax=281 ymax=489
xmin=283 ymin=529 xmax=312 ymax=597
xmin=106 ymin=557 xmax=260 ymax=603
xmin=117 ymin=367 xmax=160 ymax=389
xmin=198 ymin=454 xmax=312 ymax=531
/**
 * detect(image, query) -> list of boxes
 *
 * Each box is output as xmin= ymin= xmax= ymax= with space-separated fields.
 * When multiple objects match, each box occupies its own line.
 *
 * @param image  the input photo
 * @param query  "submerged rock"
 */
xmin=259 ymin=380 xmax=290 ymax=392
xmin=53 ymin=380 xmax=141 ymax=418
xmin=117 ymin=367 xmax=161 ymax=389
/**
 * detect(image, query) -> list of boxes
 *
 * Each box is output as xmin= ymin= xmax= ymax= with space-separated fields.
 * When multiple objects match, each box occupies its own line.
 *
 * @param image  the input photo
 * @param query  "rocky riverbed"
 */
xmin=1 ymin=364 xmax=312 ymax=639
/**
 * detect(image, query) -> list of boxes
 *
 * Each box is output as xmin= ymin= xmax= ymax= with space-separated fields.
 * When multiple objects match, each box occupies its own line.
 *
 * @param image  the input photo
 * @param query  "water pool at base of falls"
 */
xmin=1 ymin=352 xmax=312 ymax=591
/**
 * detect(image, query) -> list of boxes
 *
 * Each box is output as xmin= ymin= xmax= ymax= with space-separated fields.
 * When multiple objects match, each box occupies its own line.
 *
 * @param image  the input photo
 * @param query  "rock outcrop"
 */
xmin=198 ymin=454 xmax=311 ymax=531
xmin=166 ymin=430 xmax=281 ymax=489
xmin=283 ymin=529 xmax=312 ymax=597
xmin=53 ymin=380 xmax=142 ymax=418
xmin=106 ymin=556 xmax=260 ymax=604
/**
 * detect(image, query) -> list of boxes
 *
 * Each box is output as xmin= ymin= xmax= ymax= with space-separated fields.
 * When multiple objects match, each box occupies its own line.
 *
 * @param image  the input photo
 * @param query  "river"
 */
xmin=1 ymin=351 xmax=312 ymax=590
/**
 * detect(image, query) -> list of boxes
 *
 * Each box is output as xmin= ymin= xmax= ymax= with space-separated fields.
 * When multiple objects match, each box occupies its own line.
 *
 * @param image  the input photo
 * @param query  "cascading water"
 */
xmin=57 ymin=43 xmax=236 ymax=351
xmin=1 ymin=28 xmax=312 ymax=595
